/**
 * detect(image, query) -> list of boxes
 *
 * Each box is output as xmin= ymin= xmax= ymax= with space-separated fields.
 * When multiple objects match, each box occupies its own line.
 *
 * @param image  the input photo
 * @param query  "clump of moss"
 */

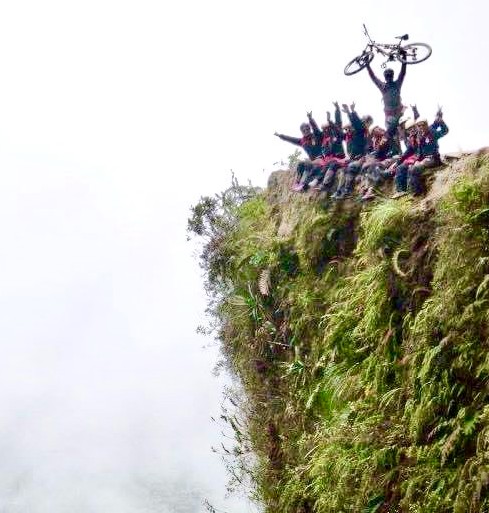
xmin=189 ymin=154 xmax=489 ymax=513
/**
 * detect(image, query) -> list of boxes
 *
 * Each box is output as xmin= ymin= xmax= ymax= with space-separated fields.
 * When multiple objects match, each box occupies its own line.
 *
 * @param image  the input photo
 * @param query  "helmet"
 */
xmin=362 ymin=114 xmax=373 ymax=125
xmin=399 ymin=116 xmax=411 ymax=126
xmin=416 ymin=118 xmax=429 ymax=126
xmin=404 ymin=119 xmax=416 ymax=130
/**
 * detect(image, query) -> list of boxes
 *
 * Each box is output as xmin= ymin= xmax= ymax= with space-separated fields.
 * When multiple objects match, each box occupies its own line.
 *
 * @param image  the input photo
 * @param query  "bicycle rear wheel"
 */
xmin=344 ymin=51 xmax=374 ymax=76
xmin=399 ymin=43 xmax=432 ymax=64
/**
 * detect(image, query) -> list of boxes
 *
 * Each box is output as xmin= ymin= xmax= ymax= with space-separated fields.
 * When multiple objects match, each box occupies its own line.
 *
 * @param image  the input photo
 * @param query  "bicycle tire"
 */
xmin=344 ymin=51 xmax=374 ymax=76
xmin=398 ymin=43 xmax=432 ymax=64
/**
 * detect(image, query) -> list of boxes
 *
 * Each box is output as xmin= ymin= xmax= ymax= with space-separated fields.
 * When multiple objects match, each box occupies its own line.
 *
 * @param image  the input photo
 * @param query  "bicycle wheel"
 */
xmin=344 ymin=51 xmax=374 ymax=76
xmin=399 ymin=43 xmax=432 ymax=64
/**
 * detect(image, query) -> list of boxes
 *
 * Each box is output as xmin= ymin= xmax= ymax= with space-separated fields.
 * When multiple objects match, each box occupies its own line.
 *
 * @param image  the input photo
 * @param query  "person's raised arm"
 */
xmin=307 ymin=111 xmax=321 ymax=137
xmin=397 ymin=53 xmax=407 ymax=86
xmin=341 ymin=103 xmax=352 ymax=123
xmin=431 ymin=110 xmax=449 ymax=139
xmin=365 ymin=60 xmax=383 ymax=91
xmin=274 ymin=132 xmax=302 ymax=146
xmin=436 ymin=120 xmax=449 ymax=139
xmin=333 ymin=101 xmax=342 ymax=128
xmin=411 ymin=104 xmax=420 ymax=121
xmin=344 ymin=102 xmax=363 ymax=131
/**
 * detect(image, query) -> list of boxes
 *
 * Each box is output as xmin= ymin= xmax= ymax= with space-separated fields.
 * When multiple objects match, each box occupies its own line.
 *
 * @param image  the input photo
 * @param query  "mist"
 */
xmin=0 ymin=154 xmax=255 ymax=512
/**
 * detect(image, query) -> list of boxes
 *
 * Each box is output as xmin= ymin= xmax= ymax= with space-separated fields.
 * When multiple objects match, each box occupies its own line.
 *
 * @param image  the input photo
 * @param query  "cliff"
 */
xmin=189 ymin=151 xmax=489 ymax=513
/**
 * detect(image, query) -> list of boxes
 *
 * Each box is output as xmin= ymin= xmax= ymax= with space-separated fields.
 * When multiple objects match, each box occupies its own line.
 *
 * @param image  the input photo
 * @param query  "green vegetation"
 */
xmin=188 ymin=153 xmax=489 ymax=512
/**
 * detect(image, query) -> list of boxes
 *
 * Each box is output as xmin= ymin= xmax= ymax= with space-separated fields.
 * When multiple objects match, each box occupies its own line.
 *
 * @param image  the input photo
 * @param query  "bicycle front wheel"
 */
xmin=344 ymin=51 xmax=374 ymax=76
xmin=399 ymin=43 xmax=432 ymax=64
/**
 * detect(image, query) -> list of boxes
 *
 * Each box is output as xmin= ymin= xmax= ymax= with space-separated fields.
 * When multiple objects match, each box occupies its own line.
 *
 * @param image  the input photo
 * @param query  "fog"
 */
xmin=0 ymin=154 xmax=257 ymax=511
xmin=0 ymin=0 xmax=486 ymax=510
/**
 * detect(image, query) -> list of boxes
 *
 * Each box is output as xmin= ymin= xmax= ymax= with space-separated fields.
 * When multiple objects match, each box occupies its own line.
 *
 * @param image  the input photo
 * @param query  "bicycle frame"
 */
xmin=362 ymin=24 xmax=406 ymax=68
xmin=344 ymin=25 xmax=431 ymax=76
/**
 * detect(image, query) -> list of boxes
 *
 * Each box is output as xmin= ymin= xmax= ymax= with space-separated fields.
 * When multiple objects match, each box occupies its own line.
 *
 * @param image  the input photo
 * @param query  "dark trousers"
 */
xmin=394 ymin=163 xmax=410 ymax=192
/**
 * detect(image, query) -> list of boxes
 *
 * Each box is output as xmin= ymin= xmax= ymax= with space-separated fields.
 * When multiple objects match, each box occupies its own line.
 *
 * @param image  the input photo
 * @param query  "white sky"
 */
xmin=0 ymin=0 xmax=485 ymax=511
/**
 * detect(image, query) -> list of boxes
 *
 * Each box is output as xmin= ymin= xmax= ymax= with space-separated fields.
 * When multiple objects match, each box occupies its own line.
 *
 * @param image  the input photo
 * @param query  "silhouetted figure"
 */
xmin=366 ymin=58 xmax=406 ymax=136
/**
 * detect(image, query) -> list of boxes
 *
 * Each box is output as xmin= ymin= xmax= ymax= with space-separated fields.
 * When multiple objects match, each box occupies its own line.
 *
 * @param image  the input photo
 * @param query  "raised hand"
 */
xmin=341 ymin=104 xmax=350 ymax=114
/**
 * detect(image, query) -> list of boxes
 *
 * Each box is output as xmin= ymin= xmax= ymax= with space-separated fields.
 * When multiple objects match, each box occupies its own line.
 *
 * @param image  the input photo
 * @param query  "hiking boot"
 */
xmin=361 ymin=189 xmax=376 ymax=201
xmin=292 ymin=183 xmax=305 ymax=192
xmin=381 ymin=168 xmax=395 ymax=179
xmin=308 ymin=178 xmax=319 ymax=188
xmin=391 ymin=191 xmax=408 ymax=199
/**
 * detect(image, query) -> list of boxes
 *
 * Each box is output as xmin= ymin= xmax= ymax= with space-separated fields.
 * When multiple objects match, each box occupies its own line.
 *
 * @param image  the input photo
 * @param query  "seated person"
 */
xmin=358 ymin=130 xmax=399 ymax=201
xmin=312 ymin=102 xmax=346 ymax=191
xmin=397 ymin=104 xmax=420 ymax=150
xmin=409 ymin=110 xmax=448 ymax=194
xmin=274 ymin=112 xmax=323 ymax=191
xmin=392 ymin=109 xmax=449 ymax=197
xmin=331 ymin=103 xmax=373 ymax=199
xmin=391 ymin=118 xmax=419 ymax=197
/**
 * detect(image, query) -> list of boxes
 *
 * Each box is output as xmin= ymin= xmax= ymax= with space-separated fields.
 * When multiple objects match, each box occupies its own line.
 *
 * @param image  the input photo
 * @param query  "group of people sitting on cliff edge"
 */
xmin=274 ymin=59 xmax=449 ymax=201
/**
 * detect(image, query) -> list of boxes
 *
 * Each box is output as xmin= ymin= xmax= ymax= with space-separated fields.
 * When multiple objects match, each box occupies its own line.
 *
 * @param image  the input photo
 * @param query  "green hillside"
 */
xmin=189 ymin=151 xmax=489 ymax=513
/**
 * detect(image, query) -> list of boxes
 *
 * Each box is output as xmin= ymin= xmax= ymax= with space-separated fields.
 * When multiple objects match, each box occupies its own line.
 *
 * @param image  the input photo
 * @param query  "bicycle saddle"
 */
xmin=396 ymin=34 xmax=409 ymax=40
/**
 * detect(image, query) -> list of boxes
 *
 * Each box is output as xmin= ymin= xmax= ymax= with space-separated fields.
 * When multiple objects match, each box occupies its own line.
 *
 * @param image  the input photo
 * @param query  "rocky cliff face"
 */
xmin=190 ymin=150 xmax=489 ymax=513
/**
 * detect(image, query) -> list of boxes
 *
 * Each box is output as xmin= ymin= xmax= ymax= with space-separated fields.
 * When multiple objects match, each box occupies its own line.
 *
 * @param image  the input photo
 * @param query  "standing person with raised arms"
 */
xmin=365 ymin=56 xmax=407 ymax=137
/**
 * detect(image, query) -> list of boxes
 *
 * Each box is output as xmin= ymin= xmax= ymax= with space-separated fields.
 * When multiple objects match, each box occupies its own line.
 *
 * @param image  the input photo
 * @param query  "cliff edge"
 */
xmin=189 ymin=150 xmax=489 ymax=513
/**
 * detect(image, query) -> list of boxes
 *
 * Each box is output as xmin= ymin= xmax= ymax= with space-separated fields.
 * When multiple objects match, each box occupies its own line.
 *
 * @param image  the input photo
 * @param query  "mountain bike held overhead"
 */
xmin=345 ymin=25 xmax=432 ymax=138
xmin=344 ymin=24 xmax=432 ymax=76
xmin=273 ymin=23 xmax=448 ymax=202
